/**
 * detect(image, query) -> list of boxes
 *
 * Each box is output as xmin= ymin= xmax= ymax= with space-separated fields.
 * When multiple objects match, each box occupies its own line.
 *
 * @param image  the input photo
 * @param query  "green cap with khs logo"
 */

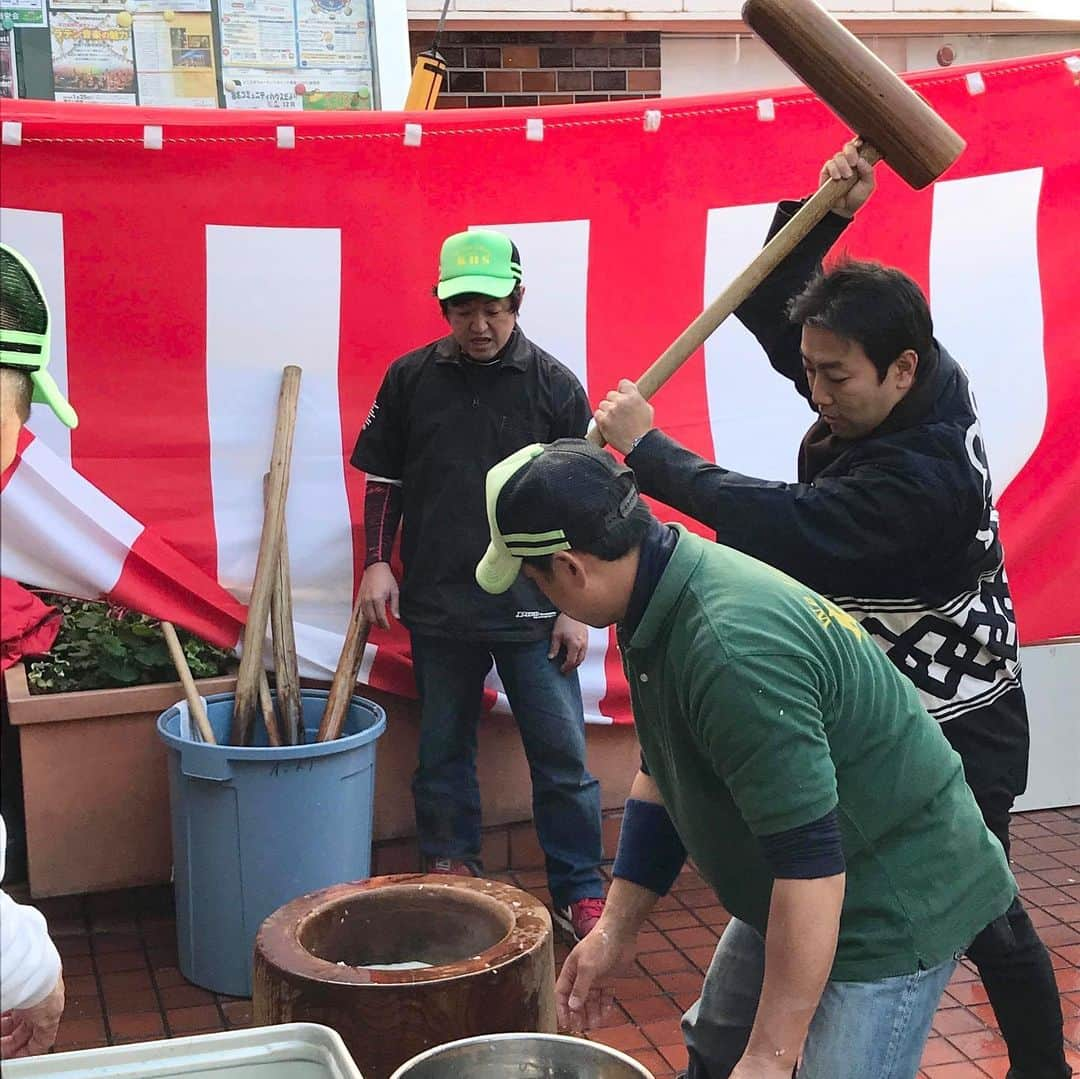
xmin=437 ymin=230 xmax=522 ymax=301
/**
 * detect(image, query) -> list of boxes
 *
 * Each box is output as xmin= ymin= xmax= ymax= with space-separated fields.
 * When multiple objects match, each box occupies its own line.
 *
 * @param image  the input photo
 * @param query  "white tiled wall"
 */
xmin=408 ymin=0 xmax=1078 ymax=19
xmin=661 ymin=29 xmax=1080 ymax=97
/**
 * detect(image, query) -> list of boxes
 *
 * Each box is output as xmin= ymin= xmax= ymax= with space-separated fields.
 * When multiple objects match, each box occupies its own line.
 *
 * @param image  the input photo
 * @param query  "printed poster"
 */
xmin=222 ymin=67 xmax=372 ymax=110
xmin=0 ymin=28 xmax=17 ymax=97
xmin=217 ymin=0 xmax=295 ymax=69
xmin=46 ymin=0 xmax=122 ymax=10
xmin=48 ymin=0 xmax=207 ymax=9
xmin=1 ymin=0 xmax=46 ymax=27
xmin=125 ymin=0 xmax=210 ymax=10
xmin=296 ymin=0 xmax=368 ymax=69
xmin=50 ymin=10 xmax=136 ymax=104
xmin=133 ymin=11 xmax=217 ymax=106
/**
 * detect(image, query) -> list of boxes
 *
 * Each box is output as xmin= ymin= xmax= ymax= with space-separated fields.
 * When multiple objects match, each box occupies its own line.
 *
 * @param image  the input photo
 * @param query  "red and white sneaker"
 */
xmin=423 ymin=857 xmax=481 ymax=878
xmin=553 ymin=897 xmax=606 ymax=942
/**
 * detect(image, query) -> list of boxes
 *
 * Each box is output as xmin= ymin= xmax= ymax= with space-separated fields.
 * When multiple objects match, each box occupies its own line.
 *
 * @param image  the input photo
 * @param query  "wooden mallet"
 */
xmin=588 ymin=0 xmax=965 ymax=444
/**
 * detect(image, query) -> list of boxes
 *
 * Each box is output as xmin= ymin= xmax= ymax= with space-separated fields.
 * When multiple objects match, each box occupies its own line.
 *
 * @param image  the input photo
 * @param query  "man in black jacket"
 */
xmin=351 ymin=229 xmax=606 ymax=943
xmin=594 ymin=147 xmax=1067 ymax=1079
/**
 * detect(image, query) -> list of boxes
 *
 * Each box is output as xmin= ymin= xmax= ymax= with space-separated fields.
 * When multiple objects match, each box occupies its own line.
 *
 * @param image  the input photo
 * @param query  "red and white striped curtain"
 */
xmin=1 ymin=50 xmax=1077 ymax=722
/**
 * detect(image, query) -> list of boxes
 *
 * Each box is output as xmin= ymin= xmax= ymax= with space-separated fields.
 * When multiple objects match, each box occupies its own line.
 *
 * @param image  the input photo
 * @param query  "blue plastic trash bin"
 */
xmin=157 ymin=690 xmax=387 ymax=997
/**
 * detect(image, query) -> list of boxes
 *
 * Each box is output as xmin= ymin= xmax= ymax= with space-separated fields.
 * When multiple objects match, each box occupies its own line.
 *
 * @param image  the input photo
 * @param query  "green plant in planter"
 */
xmin=26 ymin=593 xmax=235 ymax=695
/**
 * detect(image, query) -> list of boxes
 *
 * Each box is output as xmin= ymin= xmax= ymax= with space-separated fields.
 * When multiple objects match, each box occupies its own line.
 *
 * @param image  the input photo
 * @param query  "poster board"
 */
xmin=5 ymin=0 xmax=380 ymax=107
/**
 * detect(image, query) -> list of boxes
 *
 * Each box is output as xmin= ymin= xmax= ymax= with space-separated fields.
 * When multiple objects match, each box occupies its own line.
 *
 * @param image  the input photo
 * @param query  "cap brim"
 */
xmin=475 ymin=540 xmax=521 ymax=595
xmin=30 ymin=369 xmax=78 ymax=429
xmin=437 ymin=274 xmax=517 ymax=301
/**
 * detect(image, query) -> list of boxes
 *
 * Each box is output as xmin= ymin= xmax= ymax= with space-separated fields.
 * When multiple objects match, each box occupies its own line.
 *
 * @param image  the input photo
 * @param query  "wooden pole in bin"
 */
xmin=231 ymin=365 xmax=302 ymax=745
xmin=265 ymin=473 xmax=304 ymax=745
xmin=258 ymin=668 xmax=284 ymax=747
xmin=316 ymin=592 xmax=371 ymax=742
xmin=161 ymin=621 xmax=217 ymax=745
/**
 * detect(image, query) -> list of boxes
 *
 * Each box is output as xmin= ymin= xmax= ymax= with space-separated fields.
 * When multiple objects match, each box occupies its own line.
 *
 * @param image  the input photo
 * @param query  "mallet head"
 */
xmin=742 ymin=0 xmax=965 ymax=188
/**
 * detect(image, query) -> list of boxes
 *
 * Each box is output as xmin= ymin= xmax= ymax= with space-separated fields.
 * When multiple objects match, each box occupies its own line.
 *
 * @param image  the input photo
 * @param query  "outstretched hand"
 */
xmin=556 ymin=925 xmax=635 ymax=1033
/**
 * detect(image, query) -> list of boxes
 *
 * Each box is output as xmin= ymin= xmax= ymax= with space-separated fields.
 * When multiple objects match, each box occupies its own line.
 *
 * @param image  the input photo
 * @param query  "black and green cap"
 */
xmin=0 ymin=243 xmax=78 ymax=428
xmin=437 ymin=229 xmax=522 ymax=301
xmin=476 ymin=439 xmax=640 ymax=595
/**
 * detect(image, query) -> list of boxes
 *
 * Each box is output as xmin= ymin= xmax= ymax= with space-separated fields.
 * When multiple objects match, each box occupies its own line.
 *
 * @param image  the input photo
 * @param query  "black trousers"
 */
xmin=945 ymin=703 xmax=1070 ymax=1079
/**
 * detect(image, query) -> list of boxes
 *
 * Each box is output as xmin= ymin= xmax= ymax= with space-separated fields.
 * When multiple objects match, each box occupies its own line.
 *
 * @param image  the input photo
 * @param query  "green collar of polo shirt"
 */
xmin=623 ymin=526 xmax=706 ymax=652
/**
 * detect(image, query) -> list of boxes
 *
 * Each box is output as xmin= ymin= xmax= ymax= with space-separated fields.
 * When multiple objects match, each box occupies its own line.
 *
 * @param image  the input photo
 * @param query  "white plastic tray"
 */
xmin=2 ymin=1023 xmax=363 ymax=1078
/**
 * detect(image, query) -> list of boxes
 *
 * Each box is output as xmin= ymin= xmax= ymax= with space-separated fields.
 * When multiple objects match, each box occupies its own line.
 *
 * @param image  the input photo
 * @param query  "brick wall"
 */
xmin=409 ymin=30 xmax=662 ymax=108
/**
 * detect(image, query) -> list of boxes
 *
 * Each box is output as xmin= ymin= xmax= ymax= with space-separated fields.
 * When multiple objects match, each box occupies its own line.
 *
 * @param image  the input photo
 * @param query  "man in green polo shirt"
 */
xmin=475 ymin=439 xmax=1016 ymax=1079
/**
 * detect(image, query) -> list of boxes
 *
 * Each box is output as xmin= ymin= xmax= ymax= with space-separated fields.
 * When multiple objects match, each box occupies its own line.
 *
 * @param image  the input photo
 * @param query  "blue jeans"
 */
xmin=683 ymin=918 xmax=956 ymax=1079
xmin=409 ymin=633 xmax=604 ymax=908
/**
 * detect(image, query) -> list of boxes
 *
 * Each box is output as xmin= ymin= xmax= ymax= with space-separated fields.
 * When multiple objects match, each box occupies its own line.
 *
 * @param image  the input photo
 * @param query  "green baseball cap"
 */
xmin=0 ymin=243 xmax=78 ymax=429
xmin=476 ymin=439 xmax=640 ymax=595
xmin=437 ymin=229 xmax=522 ymax=301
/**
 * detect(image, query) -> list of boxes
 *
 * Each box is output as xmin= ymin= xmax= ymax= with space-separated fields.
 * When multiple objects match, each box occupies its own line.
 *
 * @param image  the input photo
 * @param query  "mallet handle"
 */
xmin=588 ymin=144 xmax=882 ymax=446
xmin=161 ymin=621 xmax=217 ymax=745
xmin=316 ymin=591 xmax=372 ymax=743
xmin=231 ymin=366 xmax=302 ymax=744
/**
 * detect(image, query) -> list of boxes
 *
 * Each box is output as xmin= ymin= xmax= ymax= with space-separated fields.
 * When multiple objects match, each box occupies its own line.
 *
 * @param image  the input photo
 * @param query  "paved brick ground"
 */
xmin=20 ymin=806 xmax=1080 ymax=1077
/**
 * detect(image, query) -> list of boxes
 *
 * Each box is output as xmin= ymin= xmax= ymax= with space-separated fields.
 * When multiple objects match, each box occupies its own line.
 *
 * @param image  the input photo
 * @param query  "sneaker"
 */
xmin=553 ymin=897 xmax=606 ymax=942
xmin=424 ymin=857 xmax=481 ymax=877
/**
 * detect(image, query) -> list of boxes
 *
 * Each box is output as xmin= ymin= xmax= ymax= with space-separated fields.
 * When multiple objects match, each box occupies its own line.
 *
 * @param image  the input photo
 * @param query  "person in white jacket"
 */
xmin=1 ymin=816 xmax=65 ymax=1058
xmin=1 ymin=242 xmax=79 ymax=1058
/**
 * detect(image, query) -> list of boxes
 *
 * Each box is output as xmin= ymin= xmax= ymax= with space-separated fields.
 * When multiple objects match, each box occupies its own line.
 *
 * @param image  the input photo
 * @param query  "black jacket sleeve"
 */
xmin=734 ymin=201 xmax=852 ymax=407
xmin=628 ymin=429 xmax=971 ymax=597
xmin=553 ymin=374 xmax=593 ymax=440
xmin=350 ymin=364 xmax=406 ymax=480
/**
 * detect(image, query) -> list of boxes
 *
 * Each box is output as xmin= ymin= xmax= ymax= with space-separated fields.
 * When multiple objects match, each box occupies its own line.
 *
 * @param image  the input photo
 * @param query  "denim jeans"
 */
xmin=409 ymin=633 xmax=604 ymax=908
xmin=682 ymin=918 xmax=956 ymax=1079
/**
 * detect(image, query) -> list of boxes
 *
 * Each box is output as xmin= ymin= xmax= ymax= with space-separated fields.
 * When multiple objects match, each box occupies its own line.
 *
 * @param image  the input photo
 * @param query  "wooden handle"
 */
xmin=161 ymin=621 xmax=217 ymax=745
xmin=265 ymin=474 xmax=303 ymax=745
xmin=316 ymin=591 xmax=372 ymax=742
xmin=231 ymin=366 xmax=303 ymax=744
xmin=587 ymin=145 xmax=882 ymax=448
xmin=258 ymin=667 xmax=284 ymax=747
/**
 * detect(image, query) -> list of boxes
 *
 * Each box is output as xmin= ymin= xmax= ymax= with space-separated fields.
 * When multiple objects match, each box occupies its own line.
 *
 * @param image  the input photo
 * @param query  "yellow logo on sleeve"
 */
xmin=803 ymin=595 xmax=864 ymax=641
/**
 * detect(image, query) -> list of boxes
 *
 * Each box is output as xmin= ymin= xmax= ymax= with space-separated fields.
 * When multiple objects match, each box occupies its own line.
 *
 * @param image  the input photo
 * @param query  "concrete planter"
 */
xmin=4 ymin=663 xmax=235 ymax=898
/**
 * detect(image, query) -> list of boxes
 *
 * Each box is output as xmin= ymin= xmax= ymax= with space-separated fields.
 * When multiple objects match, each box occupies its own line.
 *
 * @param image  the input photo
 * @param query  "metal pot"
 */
xmin=388 ymin=1032 xmax=656 ymax=1079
